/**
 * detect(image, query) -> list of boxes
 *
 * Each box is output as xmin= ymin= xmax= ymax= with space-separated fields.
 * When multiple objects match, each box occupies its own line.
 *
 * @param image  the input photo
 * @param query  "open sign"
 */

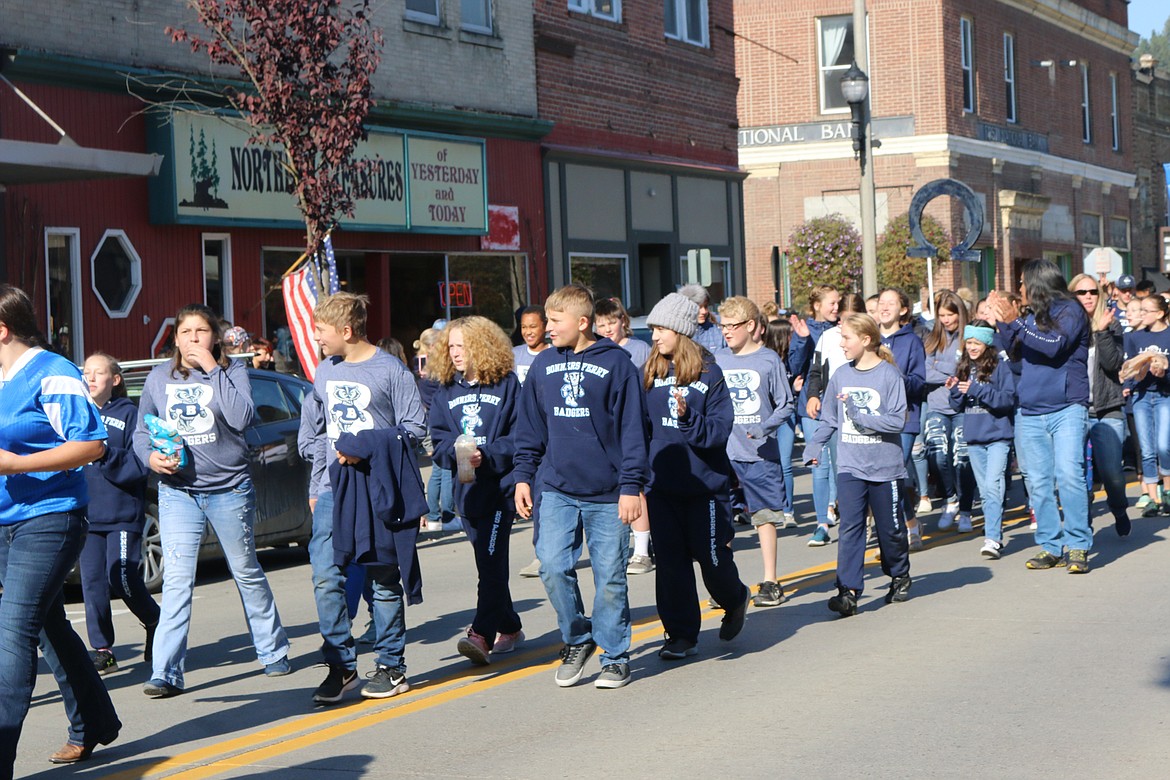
xmin=439 ymin=281 xmax=474 ymax=308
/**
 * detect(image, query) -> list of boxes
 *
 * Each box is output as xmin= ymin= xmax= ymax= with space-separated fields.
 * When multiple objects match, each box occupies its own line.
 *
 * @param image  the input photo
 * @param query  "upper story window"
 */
xmin=569 ymin=0 xmax=620 ymax=23
xmin=960 ymin=18 xmax=975 ymax=113
xmin=1081 ymin=62 xmax=1092 ymax=143
xmin=817 ymin=15 xmax=855 ymax=114
xmin=91 ymin=229 xmax=143 ymax=319
xmin=665 ymin=0 xmax=709 ymax=47
xmin=406 ymin=0 xmax=440 ymax=25
xmin=1109 ymin=72 xmax=1119 ymax=151
xmin=1003 ymin=33 xmax=1017 ymax=124
xmin=461 ymin=0 xmax=492 ymax=34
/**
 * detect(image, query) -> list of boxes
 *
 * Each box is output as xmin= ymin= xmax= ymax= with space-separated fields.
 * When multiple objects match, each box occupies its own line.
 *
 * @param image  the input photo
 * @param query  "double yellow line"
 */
xmin=102 ymin=504 xmax=1034 ymax=778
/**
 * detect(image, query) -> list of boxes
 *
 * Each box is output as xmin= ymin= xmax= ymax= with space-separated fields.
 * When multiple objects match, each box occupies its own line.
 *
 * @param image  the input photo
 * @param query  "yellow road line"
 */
xmin=102 ymin=499 xmax=1051 ymax=778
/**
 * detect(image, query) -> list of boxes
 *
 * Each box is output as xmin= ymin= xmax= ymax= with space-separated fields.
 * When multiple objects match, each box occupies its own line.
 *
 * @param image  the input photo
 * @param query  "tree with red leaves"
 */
xmin=167 ymin=0 xmax=383 ymax=281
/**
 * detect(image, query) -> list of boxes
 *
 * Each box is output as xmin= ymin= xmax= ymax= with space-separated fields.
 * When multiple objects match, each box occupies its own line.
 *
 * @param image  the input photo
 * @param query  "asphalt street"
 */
xmin=13 ymin=469 xmax=1170 ymax=779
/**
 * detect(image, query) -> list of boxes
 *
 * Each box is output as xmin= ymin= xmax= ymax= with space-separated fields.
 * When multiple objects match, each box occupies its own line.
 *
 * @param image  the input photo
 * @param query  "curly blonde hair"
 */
xmin=428 ymin=316 xmax=515 ymax=386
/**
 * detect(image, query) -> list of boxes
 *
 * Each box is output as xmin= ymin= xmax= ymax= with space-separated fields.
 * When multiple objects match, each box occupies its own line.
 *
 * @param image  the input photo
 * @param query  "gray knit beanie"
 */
xmin=677 ymin=284 xmax=710 ymax=307
xmin=646 ymin=293 xmax=699 ymax=338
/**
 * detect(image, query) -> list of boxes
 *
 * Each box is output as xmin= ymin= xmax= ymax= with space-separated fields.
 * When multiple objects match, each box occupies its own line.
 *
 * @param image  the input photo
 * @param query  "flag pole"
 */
xmin=280 ymin=227 xmax=336 ymax=280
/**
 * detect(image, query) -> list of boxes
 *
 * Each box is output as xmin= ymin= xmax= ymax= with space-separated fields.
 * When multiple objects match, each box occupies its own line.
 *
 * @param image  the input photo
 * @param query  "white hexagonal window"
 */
xmin=90 ymin=229 xmax=142 ymax=318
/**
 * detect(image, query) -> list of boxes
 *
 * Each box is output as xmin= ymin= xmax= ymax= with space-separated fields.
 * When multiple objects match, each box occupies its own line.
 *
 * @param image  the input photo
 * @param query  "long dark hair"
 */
xmin=955 ymin=320 xmax=1000 ymax=383
xmin=0 ymin=285 xmax=45 ymax=347
xmin=169 ymin=304 xmax=229 ymax=379
xmin=764 ymin=317 xmax=792 ymax=361
xmin=1022 ymin=258 xmax=1079 ymax=332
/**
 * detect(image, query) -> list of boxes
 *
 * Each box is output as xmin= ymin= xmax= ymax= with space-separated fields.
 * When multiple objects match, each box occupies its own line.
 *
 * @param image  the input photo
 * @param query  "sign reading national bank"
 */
xmin=148 ymin=112 xmax=488 ymax=234
xmin=738 ymin=116 xmax=915 ymax=148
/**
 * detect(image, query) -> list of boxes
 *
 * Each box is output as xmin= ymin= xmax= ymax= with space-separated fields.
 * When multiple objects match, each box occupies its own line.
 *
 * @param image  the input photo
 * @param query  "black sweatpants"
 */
xmin=462 ymin=497 xmax=522 ymax=644
xmin=835 ymin=472 xmax=910 ymax=594
xmin=79 ymin=528 xmax=160 ymax=650
xmin=647 ymin=491 xmax=747 ymax=644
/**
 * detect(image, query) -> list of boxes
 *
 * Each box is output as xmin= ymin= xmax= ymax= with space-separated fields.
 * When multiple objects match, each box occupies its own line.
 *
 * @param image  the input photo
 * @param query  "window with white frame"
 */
xmin=1109 ymin=72 xmax=1119 ymax=151
xmin=665 ymin=0 xmax=709 ymax=47
xmin=1081 ymin=62 xmax=1092 ymax=143
xmin=1003 ymin=33 xmax=1016 ymax=123
xmin=90 ymin=229 xmax=142 ymax=318
xmin=45 ymin=227 xmax=83 ymax=363
xmin=676 ymin=256 xmax=731 ymax=306
xmin=203 ymin=234 xmax=233 ymax=320
xmin=569 ymin=0 xmax=620 ymax=22
xmin=569 ymin=254 xmax=629 ymax=302
xmin=461 ymin=0 xmax=492 ymax=34
xmin=406 ymin=0 xmax=440 ymax=24
xmin=817 ymin=15 xmax=855 ymax=114
xmin=960 ymin=18 xmax=975 ymax=113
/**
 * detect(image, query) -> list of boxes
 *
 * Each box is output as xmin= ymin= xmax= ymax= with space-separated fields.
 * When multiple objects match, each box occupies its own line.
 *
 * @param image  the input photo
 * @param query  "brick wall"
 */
xmin=535 ymin=1 xmax=739 ymax=166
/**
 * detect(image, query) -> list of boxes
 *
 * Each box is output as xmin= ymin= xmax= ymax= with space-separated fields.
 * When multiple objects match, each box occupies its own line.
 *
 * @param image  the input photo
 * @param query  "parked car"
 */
xmin=71 ymin=361 xmax=314 ymax=592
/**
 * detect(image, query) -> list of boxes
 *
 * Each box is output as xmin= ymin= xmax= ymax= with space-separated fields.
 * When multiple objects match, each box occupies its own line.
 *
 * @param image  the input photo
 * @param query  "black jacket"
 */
xmin=1089 ymin=320 xmax=1125 ymax=416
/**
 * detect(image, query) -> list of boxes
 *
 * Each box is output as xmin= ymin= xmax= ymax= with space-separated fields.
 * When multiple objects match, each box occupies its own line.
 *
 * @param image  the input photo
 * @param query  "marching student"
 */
xmin=804 ymin=313 xmax=910 ymax=617
xmin=428 ymin=316 xmax=525 ymax=665
xmin=79 ymin=353 xmax=160 ymax=675
xmin=715 ymin=296 xmax=793 ymax=608
xmin=640 ymin=293 xmax=749 ymax=660
xmin=948 ymin=322 xmax=1017 ymax=558
xmin=512 ymin=306 xmax=549 ymax=385
xmin=513 ymin=284 xmax=649 ymax=689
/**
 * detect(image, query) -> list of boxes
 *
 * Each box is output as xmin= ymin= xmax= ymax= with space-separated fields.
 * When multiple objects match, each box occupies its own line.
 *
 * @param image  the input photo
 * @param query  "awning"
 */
xmin=0 ymin=138 xmax=162 ymax=186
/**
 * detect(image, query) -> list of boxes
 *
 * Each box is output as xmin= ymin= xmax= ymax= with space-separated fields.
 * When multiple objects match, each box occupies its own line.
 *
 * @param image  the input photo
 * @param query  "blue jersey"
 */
xmin=0 ymin=348 xmax=106 ymax=525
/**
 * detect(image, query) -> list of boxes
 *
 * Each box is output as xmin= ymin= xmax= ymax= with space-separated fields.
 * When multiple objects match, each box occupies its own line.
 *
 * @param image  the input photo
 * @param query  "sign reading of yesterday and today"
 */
xmin=156 ymin=112 xmax=487 ymax=233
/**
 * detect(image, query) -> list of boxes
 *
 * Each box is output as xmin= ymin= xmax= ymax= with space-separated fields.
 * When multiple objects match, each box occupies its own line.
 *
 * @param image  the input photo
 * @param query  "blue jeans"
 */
xmin=922 ymin=410 xmax=975 ymax=510
xmin=310 ymin=491 xmax=356 ymax=669
xmin=426 ymin=465 xmax=455 ymax=522
xmin=1015 ymin=405 xmax=1092 ymax=555
xmin=911 ymin=430 xmax=929 ymax=498
xmin=1088 ymin=414 xmax=1129 ymax=517
xmin=154 ymin=480 xmax=289 ymax=688
xmin=967 ymin=441 xmax=1011 ymax=542
xmin=0 ymin=511 xmax=120 ymax=773
xmin=801 ymin=417 xmax=837 ymax=524
xmin=775 ymin=417 xmax=796 ymax=513
xmin=1131 ymin=393 xmax=1170 ymax=484
xmin=535 ymin=490 xmax=630 ymax=665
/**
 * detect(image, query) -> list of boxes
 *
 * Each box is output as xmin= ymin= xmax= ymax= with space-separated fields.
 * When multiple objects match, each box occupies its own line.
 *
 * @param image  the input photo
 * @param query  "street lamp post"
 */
xmin=842 ymin=60 xmax=879 ymax=298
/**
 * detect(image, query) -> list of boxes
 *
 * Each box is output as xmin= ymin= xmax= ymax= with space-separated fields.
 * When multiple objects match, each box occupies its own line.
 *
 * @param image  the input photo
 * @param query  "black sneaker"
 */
xmin=313 ymin=665 xmax=360 ymax=704
xmin=658 ymin=636 xmax=698 ymax=660
xmin=719 ymin=587 xmax=749 ymax=641
xmin=1066 ymin=549 xmax=1090 ymax=574
xmin=828 ymin=587 xmax=859 ymax=617
xmin=751 ymin=580 xmax=786 ymax=607
xmin=361 ymin=665 xmax=410 ymax=699
xmin=143 ymin=622 xmax=157 ymax=664
xmin=885 ymin=574 xmax=912 ymax=604
xmin=1025 ymin=550 xmax=1066 ymax=570
xmin=554 ymin=641 xmax=597 ymax=687
xmin=1114 ymin=512 xmax=1131 ymax=537
xmin=142 ymin=678 xmax=182 ymax=698
xmin=92 ymin=649 xmax=118 ymax=676
xmin=733 ymin=511 xmax=752 ymax=526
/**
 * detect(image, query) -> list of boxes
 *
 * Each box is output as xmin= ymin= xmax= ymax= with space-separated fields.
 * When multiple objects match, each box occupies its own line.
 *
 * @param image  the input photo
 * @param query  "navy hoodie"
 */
xmin=948 ymin=358 xmax=1016 ymax=444
xmin=513 ymin=338 xmax=648 ymax=501
xmin=643 ymin=354 xmax=733 ymax=497
xmin=998 ymin=298 xmax=1089 ymax=414
xmin=84 ymin=396 xmax=148 ymax=532
xmin=429 ymin=372 xmax=520 ymax=518
xmin=792 ymin=318 xmax=836 ymax=417
xmin=881 ymin=323 xmax=927 ymax=435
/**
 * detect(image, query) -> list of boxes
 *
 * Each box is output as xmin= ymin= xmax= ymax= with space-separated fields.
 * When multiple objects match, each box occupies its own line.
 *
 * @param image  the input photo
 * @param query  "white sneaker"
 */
xmin=937 ymin=500 xmax=959 ymax=531
xmin=782 ymin=511 xmax=797 ymax=529
xmin=626 ymin=554 xmax=655 ymax=575
xmin=980 ymin=539 xmax=1002 ymax=559
xmin=957 ymin=513 xmax=974 ymax=533
xmin=518 ymin=558 xmax=541 ymax=578
xmin=907 ymin=525 xmax=924 ymax=552
xmin=916 ymin=496 xmax=932 ymax=515
xmin=826 ymin=504 xmax=839 ymax=527
xmin=1028 ymin=508 xmax=1037 ymax=531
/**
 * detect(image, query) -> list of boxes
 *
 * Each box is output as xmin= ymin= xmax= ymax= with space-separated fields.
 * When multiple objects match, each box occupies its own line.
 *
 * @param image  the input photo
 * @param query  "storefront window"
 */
xmin=90 ymin=229 xmax=142 ymax=318
xmin=446 ymin=254 xmax=529 ymax=333
xmin=676 ymin=256 xmax=730 ymax=306
xmin=203 ymin=234 xmax=233 ymax=320
xmin=570 ymin=253 xmax=628 ymax=302
xmin=46 ymin=228 xmax=82 ymax=363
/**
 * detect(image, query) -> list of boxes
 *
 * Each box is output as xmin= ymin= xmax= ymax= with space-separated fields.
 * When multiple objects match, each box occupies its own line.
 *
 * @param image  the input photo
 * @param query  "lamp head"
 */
xmin=840 ymin=61 xmax=869 ymax=105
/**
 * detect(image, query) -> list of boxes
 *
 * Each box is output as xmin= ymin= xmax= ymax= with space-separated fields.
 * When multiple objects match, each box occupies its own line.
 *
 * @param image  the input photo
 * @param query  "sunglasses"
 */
xmin=1074 ymin=289 xmax=1099 ymax=296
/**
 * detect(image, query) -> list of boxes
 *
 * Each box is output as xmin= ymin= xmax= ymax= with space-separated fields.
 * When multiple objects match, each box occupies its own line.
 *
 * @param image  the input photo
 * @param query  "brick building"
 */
xmin=1133 ymin=54 xmax=1170 ymax=279
xmin=534 ymin=1 xmax=745 ymax=314
xmin=736 ymin=0 xmax=1140 ymax=306
xmin=1 ymin=0 xmax=548 ymax=362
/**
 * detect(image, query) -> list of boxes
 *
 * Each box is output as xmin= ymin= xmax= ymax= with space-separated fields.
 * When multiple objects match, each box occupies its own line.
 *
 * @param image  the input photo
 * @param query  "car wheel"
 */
xmin=142 ymin=506 xmax=163 ymax=593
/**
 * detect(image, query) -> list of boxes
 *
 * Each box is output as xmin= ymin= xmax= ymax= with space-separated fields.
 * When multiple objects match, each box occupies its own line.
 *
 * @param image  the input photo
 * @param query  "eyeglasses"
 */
xmin=720 ymin=320 xmax=750 ymax=331
xmin=1073 ymin=289 xmax=1099 ymax=297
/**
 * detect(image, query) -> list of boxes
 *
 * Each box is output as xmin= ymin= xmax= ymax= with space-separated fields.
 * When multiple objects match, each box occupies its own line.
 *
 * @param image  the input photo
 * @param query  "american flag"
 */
xmin=280 ymin=234 xmax=340 ymax=381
